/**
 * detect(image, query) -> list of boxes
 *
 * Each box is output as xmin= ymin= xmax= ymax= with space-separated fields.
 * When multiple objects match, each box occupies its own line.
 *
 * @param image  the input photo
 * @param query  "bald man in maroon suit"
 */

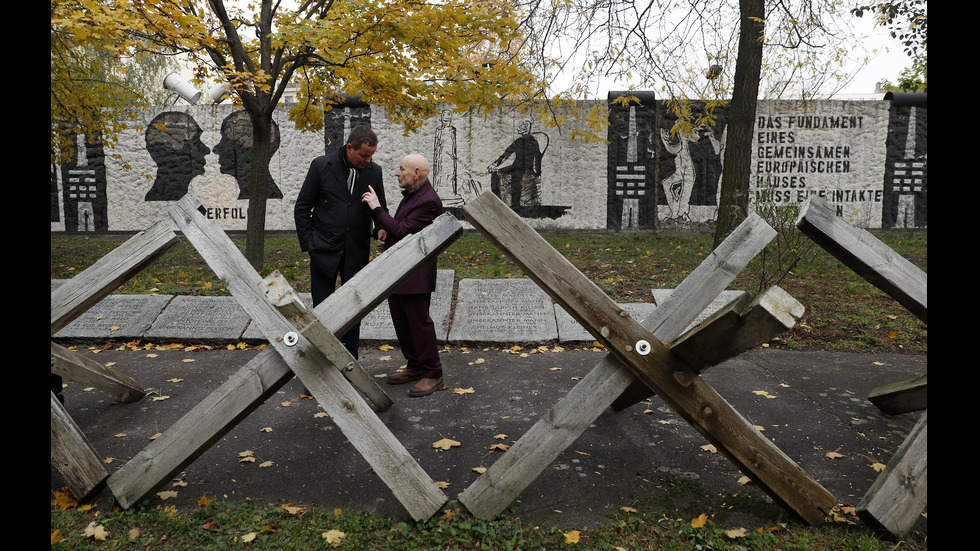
xmin=361 ymin=154 xmax=445 ymax=397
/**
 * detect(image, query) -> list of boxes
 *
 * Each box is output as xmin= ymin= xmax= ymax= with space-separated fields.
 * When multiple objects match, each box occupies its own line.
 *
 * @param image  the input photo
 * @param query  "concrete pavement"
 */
xmin=51 ymin=336 xmax=927 ymax=534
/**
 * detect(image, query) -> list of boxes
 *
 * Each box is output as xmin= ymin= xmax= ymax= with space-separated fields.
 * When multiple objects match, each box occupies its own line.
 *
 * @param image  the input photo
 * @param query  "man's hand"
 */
xmin=377 ymin=229 xmax=387 ymax=252
xmin=362 ymin=185 xmax=381 ymax=209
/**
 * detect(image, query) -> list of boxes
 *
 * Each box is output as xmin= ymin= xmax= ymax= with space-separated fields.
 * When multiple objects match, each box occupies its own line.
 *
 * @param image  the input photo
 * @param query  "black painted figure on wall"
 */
xmin=432 ymin=109 xmax=463 ymax=208
xmin=488 ymin=119 xmax=544 ymax=208
xmin=144 ymin=112 xmax=210 ymax=201
xmin=214 ymin=110 xmax=283 ymax=199
xmin=657 ymin=114 xmax=727 ymax=223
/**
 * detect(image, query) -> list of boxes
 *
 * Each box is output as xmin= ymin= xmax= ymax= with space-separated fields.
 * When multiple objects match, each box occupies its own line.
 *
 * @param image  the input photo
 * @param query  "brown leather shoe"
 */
xmin=409 ymin=377 xmax=443 ymax=397
xmin=387 ymin=370 xmax=422 ymax=385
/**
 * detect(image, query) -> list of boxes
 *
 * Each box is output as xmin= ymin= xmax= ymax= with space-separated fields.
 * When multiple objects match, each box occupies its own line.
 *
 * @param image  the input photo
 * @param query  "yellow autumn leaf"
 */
xmin=379 ymin=343 xmax=394 ymax=351
xmin=261 ymin=427 xmax=273 ymax=432
xmin=752 ymin=390 xmax=776 ymax=399
xmin=453 ymin=386 xmax=475 ymax=395
xmin=282 ymin=503 xmax=306 ymax=515
xmin=701 ymin=444 xmax=717 ymax=453
xmin=83 ymin=523 xmax=109 ymax=541
xmin=489 ymin=443 xmax=510 ymax=452
xmin=472 ymin=466 xmax=487 ymax=473
xmin=322 ymin=529 xmax=345 ymax=546
xmin=620 ymin=506 xmax=638 ymax=513
xmin=737 ymin=475 xmax=752 ymax=485
xmin=825 ymin=451 xmax=844 ymax=460
xmin=259 ymin=461 xmax=274 ymax=468
xmin=167 ymin=378 xmax=183 ymax=382
xmin=379 ymin=355 xmax=392 ymax=361
xmin=242 ymin=532 xmax=257 ymax=542
xmin=198 ymin=495 xmax=214 ymax=507
xmin=182 ymin=358 xmax=195 ymax=363
xmin=432 ymin=438 xmax=461 ymax=451
xmin=157 ymin=490 xmax=178 ymax=500
xmin=494 ymin=434 xmax=508 ymax=440
xmin=726 ymin=527 xmax=748 ymax=538
xmin=691 ymin=513 xmax=708 ymax=528
xmin=871 ymin=461 xmax=887 ymax=472
xmin=151 ymin=396 xmax=170 ymax=401
xmin=563 ymin=530 xmax=580 ymax=543
xmin=435 ymin=481 xmax=450 ymax=488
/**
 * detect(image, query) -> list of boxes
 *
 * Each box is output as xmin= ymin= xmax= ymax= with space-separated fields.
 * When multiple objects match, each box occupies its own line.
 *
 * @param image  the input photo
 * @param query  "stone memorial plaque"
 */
xmin=555 ymin=302 xmax=656 ymax=342
xmin=651 ymin=289 xmax=747 ymax=336
xmin=448 ymin=279 xmax=558 ymax=343
xmin=53 ymin=294 xmax=174 ymax=340
xmin=361 ymin=271 xmax=454 ymax=343
xmin=146 ymin=295 xmax=250 ymax=341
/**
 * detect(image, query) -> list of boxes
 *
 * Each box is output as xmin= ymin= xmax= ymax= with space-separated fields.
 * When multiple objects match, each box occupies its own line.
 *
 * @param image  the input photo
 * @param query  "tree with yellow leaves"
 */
xmin=51 ymin=0 xmax=544 ymax=268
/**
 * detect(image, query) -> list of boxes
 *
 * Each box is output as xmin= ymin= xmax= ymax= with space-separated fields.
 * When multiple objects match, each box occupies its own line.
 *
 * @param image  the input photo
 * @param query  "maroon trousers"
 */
xmin=388 ymin=293 xmax=442 ymax=379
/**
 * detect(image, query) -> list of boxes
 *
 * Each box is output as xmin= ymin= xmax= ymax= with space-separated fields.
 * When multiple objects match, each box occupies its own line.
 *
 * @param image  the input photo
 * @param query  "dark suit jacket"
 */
xmin=371 ymin=180 xmax=443 ymax=294
xmin=294 ymin=146 xmax=386 ymax=276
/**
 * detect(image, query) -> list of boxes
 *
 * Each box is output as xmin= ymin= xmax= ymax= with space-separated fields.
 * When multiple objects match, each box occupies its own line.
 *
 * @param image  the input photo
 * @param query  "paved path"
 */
xmin=52 ymin=340 xmax=927 ymax=534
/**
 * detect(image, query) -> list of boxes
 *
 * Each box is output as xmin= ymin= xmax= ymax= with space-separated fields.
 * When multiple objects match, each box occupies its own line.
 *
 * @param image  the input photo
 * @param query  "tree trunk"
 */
xmin=714 ymin=0 xmax=765 ymax=248
xmin=245 ymin=113 xmax=272 ymax=270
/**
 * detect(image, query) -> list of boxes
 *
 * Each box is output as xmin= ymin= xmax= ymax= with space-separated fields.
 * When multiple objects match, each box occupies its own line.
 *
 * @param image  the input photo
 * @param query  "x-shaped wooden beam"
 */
xmin=52 ymin=221 xmax=180 ymax=500
xmin=458 ymin=192 xmax=837 ymax=526
xmin=107 ymin=194 xmax=463 ymax=520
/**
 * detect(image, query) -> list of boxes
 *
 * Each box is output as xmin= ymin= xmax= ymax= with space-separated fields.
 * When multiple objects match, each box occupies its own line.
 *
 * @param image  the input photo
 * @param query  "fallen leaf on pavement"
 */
xmin=432 ymin=438 xmax=461 ymax=451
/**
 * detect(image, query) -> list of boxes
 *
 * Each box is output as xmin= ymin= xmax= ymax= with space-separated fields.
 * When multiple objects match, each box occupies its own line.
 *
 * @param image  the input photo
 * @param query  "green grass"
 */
xmin=51 ymin=495 xmax=926 ymax=550
xmin=51 ymin=228 xmax=926 ymax=353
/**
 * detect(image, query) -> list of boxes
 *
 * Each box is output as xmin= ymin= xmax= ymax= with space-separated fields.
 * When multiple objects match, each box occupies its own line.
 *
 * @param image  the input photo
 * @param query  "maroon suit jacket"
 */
xmin=370 ymin=180 xmax=443 ymax=294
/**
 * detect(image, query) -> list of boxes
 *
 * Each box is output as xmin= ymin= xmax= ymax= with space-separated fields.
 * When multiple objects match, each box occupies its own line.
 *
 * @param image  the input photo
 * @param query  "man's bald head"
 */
xmin=396 ymin=153 xmax=431 ymax=191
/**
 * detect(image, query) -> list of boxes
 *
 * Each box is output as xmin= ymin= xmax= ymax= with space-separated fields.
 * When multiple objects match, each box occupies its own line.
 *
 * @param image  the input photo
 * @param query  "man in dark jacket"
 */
xmin=294 ymin=125 xmax=387 ymax=359
xmin=361 ymin=154 xmax=444 ymax=397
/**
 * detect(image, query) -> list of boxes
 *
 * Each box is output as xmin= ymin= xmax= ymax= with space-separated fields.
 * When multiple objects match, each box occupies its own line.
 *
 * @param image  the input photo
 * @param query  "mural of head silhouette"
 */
xmin=144 ymin=112 xmax=210 ymax=201
xmin=213 ymin=109 xmax=283 ymax=199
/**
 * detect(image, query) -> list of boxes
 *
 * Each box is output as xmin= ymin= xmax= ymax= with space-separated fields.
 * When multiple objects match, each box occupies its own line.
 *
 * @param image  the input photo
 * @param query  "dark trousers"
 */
xmin=310 ymin=252 xmax=360 ymax=359
xmin=388 ymin=293 xmax=442 ymax=379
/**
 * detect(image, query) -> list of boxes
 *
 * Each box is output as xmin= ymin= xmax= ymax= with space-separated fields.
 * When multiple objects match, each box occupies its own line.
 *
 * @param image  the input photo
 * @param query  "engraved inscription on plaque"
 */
xmin=448 ymin=279 xmax=558 ymax=343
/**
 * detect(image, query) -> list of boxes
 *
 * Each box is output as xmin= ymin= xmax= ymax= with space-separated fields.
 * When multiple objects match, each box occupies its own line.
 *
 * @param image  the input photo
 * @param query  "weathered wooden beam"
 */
xmin=611 ymin=213 xmax=776 ymax=410
xmin=107 ymin=347 xmax=291 ymax=510
xmin=460 ymin=206 xmax=776 ymax=520
xmin=167 ymin=195 xmax=389 ymax=410
xmin=796 ymin=196 xmax=926 ymax=323
xmin=258 ymin=272 xmax=448 ymax=517
xmin=263 ymin=271 xmax=393 ymax=411
xmin=51 ymin=392 xmax=109 ymax=501
xmin=868 ymin=375 xmax=927 ymax=415
xmin=858 ymin=412 xmax=927 ymax=538
xmin=107 ymin=195 xmax=461 ymax=518
xmin=460 ymin=191 xmax=835 ymax=526
xmin=51 ymin=221 xmax=179 ymax=334
xmin=51 ymin=342 xmax=145 ymax=403
xmin=670 ymin=286 xmax=804 ymax=371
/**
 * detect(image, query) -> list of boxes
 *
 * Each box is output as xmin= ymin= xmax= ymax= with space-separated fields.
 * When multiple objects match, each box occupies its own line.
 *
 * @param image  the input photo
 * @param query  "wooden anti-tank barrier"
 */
xmin=52 ymin=191 xmax=923 ymax=535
